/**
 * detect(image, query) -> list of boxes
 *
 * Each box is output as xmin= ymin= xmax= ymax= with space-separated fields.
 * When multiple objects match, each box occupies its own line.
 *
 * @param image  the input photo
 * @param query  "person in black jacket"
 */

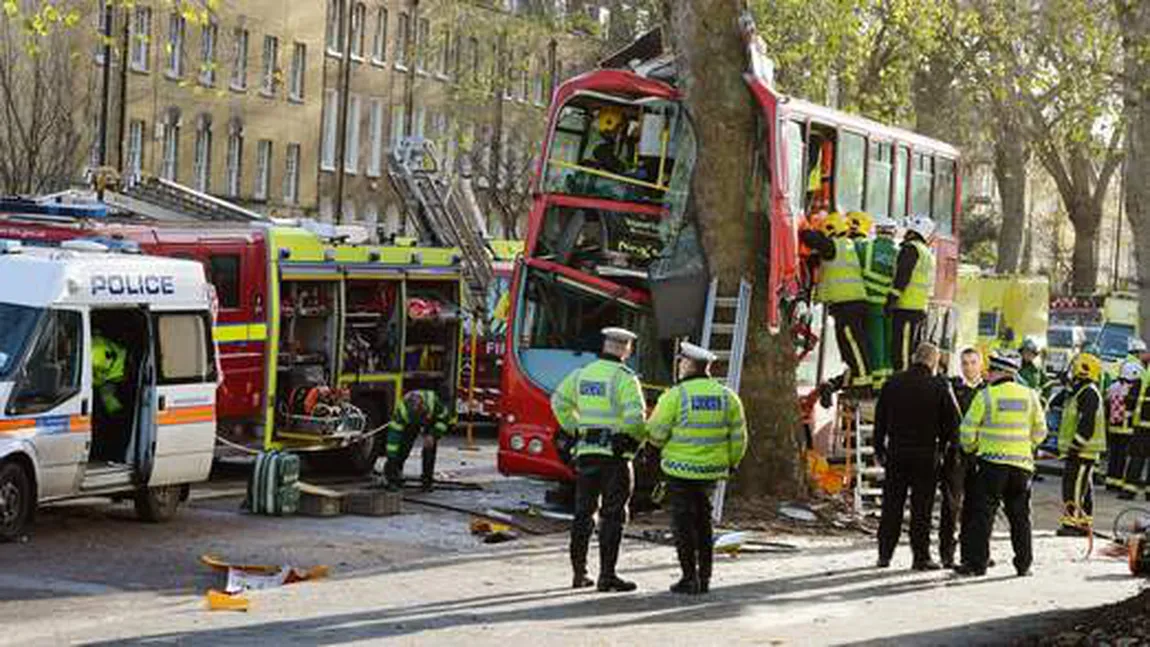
xmin=874 ymin=341 xmax=961 ymax=570
xmin=939 ymin=348 xmax=985 ymax=568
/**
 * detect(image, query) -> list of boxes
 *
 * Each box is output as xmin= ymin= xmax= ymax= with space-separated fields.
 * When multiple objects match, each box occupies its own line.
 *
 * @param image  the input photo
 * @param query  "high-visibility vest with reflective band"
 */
xmin=960 ymin=381 xmax=1044 ymax=472
xmin=1134 ymin=371 xmax=1150 ymax=431
xmin=857 ymin=237 xmax=897 ymax=305
xmin=92 ymin=335 xmax=126 ymax=386
xmin=894 ymin=240 xmax=935 ymax=312
xmin=386 ymin=390 xmax=451 ymax=457
xmin=1058 ymin=382 xmax=1106 ymax=460
xmin=648 ymin=378 xmax=747 ymax=481
xmin=550 ymin=359 xmax=646 ymax=459
xmin=815 ymin=238 xmax=867 ymax=304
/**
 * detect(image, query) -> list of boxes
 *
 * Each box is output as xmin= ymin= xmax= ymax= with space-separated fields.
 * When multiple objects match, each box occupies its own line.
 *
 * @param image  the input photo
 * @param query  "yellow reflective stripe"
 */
xmin=214 ymin=323 xmax=269 ymax=343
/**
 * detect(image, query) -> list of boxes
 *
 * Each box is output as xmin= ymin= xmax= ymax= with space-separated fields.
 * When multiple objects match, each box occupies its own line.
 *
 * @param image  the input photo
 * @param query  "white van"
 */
xmin=0 ymin=241 xmax=218 ymax=540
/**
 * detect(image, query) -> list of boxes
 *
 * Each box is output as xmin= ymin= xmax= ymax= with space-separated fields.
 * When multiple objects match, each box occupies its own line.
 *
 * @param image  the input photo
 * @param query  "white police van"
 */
xmin=0 ymin=240 xmax=218 ymax=540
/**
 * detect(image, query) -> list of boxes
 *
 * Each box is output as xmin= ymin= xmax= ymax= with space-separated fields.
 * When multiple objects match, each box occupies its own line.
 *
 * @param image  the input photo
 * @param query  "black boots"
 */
xmin=597 ymin=575 xmax=637 ymax=592
xmin=670 ymin=577 xmax=699 ymax=595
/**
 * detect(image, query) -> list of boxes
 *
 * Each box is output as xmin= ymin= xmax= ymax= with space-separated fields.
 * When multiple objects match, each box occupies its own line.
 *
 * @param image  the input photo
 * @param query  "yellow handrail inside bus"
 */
xmin=547 ymin=159 xmax=668 ymax=192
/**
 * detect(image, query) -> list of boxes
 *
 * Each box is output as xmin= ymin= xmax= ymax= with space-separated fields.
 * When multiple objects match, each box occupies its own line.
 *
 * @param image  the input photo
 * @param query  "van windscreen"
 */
xmin=0 ymin=304 xmax=42 ymax=378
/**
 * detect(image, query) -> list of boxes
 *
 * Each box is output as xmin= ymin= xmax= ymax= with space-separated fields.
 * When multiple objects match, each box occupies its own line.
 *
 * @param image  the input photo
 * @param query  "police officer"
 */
xmin=939 ymin=347 xmax=985 ymax=568
xmin=1122 ymin=346 xmax=1150 ymax=500
xmin=648 ymin=341 xmax=747 ymax=595
xmin=886 ymin=215 xmax=936 ymax=372
xmin=551 ymin=327 xmax=647 ymax=592
xmin=1057 ymin=353 xmax=1106 ymax=536
xmin=857 ymin=214 xmax=898 ymax=387
xmin=92 ymin=333 xmax=127 ymax=415
xmin=1106 ymin=360 xmax=1143 ymax=491
xmin=1017 ymin=338 xmax=1043 ymax=391
xmin=800 ymin=212 xmax=871 ymax=390
xmin=957 ymin=351 xmax=1046 ymax=577
xmin=380 ymin=389 xmax=452 ymax=492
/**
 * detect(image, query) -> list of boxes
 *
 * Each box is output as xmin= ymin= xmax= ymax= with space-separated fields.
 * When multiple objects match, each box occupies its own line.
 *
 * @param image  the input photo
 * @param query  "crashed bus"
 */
xmin=497 ymin=27 xmax=962 ymax=485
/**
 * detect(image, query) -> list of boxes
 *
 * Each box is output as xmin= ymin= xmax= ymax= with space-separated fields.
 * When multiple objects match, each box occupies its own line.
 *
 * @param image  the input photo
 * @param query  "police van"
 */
xmin=0 ymin=240 xmax=218 ymax=540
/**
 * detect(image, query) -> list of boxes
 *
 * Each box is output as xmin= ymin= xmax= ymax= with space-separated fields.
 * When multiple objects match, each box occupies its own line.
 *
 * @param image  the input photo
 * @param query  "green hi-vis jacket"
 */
xmin=551 ymin=357 xmax=646 ymax=460
xmin=647 ymin=376 xmax=747 ymax=481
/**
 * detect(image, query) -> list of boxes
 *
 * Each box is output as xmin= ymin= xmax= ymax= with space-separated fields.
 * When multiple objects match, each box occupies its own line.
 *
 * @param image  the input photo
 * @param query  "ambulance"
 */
xmin=0 ymin=240 xmax=218 ymax=541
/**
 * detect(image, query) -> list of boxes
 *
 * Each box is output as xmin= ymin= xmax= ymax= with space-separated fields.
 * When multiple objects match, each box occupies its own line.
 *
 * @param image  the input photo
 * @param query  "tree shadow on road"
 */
xmin=83 ymin=563 xmax=1011 ymax=645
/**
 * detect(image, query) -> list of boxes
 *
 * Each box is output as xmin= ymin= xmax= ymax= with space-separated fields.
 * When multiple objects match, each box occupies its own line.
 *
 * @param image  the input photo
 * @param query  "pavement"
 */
xmin=0 ymin=439 xmax=1147 ymax=646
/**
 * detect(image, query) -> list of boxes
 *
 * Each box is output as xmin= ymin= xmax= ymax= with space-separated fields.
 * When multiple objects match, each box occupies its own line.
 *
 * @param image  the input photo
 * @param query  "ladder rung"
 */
xmin=711 ymin=323 xmax=736 ymax=335
xmin=713 ymin=350 xmax=731 ymax=360
xmin=860 ymin=467 xmax=885 ymax=477
xmin=714 ymin=297 xmax=739 ymax=308
xmin=860 ymin=488 xmax=884 ymax=497
xmin=856 ymin=446 xmax=875 ymax=456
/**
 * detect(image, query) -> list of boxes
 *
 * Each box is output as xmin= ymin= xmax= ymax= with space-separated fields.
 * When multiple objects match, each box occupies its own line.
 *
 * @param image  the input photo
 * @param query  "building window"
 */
xmin=533 ymin=55 xmax=546 ymax=104
xmin=345 ymin=94 xmax=361 ymax=173
xmin=390 ymin=103 xmax=406 ymax=150
xmin=225 ymin=125 xmax=243 ymax=197
xmin=321 ymin=89 xmax=338 ymax=170
xmin=284 ymin=143 xmax=301 ymax=204
xmin=371 ymin=7 xmax=388 ymax=63
xmin=166 ymin=12 xmax=186 ymax=77
xmin=368 ymin=98 xmax=384 ymax=177
xmin=261 ymin=36 xmax=279 ymax=95
xmin=193 ymin=117 xmax=212 ymax=192
xmin=519 ymin=55 xmax=530 ymax=101
xmin=231 ymin=28 xmax=248 ymax=90
xmin=395 ymin=13 xmax=409 ymax=68
xmin=199 ymin=22 xmax=217 ymax=86
xmin=289 ymin=43 xmax=306 ymax=100
xmin=161 ymin=115 xmax=180 ymax=181
xmin=326 ymin=0 xmax=345 ymax=55
xmin=467 ymin=37 xmax=479 ymax=83
xmin=254 ymin=140 xmax=272 ymax=201
xmin=126 ymin=120 xmax=144 ymax=178
xmin=350 ymin=3 xmax=366 ymax=59
xmin=95 ymin=0 xmax=109 ymax=64
xmin=415 ymin=18 xmax=429 ymax=73
xmin=130 ymin=7 xmax=151 ymax=72
xmin=438 ymin=27 xmax=451 ymax=78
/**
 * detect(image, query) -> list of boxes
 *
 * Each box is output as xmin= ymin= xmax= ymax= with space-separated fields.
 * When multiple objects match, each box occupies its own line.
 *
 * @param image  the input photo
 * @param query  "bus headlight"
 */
xmin=527 ymin=438 xmax=544 ymax=455
xmin=509 ymin=434 xmax=526 ymax=451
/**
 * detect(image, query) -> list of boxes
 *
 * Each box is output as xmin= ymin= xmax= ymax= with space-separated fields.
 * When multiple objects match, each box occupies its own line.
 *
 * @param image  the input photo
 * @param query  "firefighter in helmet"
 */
xmin=1057 ymin=353 xmax=1106 ymax=536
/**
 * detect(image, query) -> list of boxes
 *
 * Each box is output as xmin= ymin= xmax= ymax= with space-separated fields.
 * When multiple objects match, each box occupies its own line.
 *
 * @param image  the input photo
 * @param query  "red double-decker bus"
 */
xmin=498 ymin=28 xmax=963 ymax=482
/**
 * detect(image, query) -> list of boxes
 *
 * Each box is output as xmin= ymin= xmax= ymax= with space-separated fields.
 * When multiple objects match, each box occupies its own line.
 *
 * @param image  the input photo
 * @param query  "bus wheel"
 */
xmin=0 ymin=461 xmax=33 ymax=542
xmin=134 ymin=485 xmax=182 ymax=523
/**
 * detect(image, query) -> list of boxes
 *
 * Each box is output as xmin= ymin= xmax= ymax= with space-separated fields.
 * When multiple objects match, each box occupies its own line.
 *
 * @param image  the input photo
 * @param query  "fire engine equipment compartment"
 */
xmin=403 ymin=278 xmax=461 ymax=404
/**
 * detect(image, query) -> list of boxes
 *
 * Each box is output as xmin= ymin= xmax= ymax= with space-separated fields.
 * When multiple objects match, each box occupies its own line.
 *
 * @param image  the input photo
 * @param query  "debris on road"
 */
xmin=200 ymin=554 xmax=330 ymax=597
xmin=469 ymin=518 xmax=519 ymax=543
xmin=205 ymin=589 xmax=250 ymax=612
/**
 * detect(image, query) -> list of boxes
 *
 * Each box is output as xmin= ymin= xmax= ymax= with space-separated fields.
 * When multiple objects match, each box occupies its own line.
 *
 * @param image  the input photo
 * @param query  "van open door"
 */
xmin=131 ymin=310 xmax=158 ymax=486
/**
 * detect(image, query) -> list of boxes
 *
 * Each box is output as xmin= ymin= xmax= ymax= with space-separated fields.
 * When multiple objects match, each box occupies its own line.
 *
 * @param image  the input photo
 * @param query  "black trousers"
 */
xmin=571 ymin=455 xmax=633 ymax=580
xmin=962 ymin=460 xmax=1033 ymax=573
xmin=829 ymin=301 xmax=871 ymax=386
xmin=891 ymin=310 xmax=927 ymax=373
xmin=383 ymin=429 xmax=439 ymax=488
xmin=1061 ymin=456 xmax=1095 ymax=528
xmin=667 ymin=477 xmax=716 ymax=585
xmin=1124 ymin=432 xmax=1150 ymax=494
xmin=938 ymin=447 xmax=970 ymax=566
xmin=878 ymin=451 xmax=937 ymax=563
xmin=1107 ymin=432 xmax=1131 ymax=487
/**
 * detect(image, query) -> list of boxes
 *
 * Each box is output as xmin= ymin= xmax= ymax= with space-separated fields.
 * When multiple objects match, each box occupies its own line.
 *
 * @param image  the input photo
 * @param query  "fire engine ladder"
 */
xmin=843 ymin=398 xmax=884 ymax=514
xmin=699 ymin=277 xmax=753 ymax=525
xmin=387 ymin=137 xmax=493 ymax=308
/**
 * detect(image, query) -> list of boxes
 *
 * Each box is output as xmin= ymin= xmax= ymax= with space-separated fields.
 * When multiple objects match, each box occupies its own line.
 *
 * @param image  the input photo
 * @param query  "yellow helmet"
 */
xmin=821 ymin=212 xmax=846 ymax=237
xmin=597 ymin=106 xmax=624 ymax=134
xmin=1071 ymin=352 xmax=1102 ymax=382
xmin=846 ymin=211 xmax=873 ymax=235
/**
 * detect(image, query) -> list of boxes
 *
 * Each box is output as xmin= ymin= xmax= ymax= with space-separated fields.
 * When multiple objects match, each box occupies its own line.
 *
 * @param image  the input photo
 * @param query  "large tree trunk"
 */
xmin=1117 ymin=0 xmax=1150 ymax=335
xmin=993 ymin=115 xmax=1029 ymax=273
xmin=666 ymin=1 xmax=804 ymax=498
xmin=1068 ymin=198 xmax=1102 ymax=294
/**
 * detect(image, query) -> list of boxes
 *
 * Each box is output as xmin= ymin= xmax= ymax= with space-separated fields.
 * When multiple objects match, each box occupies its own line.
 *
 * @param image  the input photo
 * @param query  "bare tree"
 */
xmin=0 ymin=16 xmax=92 ymax=195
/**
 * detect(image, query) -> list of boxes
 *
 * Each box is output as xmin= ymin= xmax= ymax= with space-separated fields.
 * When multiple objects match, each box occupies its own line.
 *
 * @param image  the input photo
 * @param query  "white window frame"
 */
xmin=261 ymin=35 xmax=278 ymax=96
xmin=254 ymin=140 xmax=272 ymax=201
xmin=436 ymin=27 xmax=451 ymax=80
xmin=284 ymin=143 xmax=301 ymax=204
xmin=166 ymin=12 xmax=186 ymax=78
xmin=289 ymin=42 xmax=306 ymax=101
xmin=390 ymin=103 xmax=406 ymax=150
xmin=371 ymin=7 xmax=388 ymax=64
xmin=415 ymin=17 xmax=429 ymax=74
xmin=130 ymin=7 xmax=151 ymax=72
xmin=231 ymin=28 xmax=248 ymax=90
xmin=326 ymin=0 xmax=345 ymax=56
xmin=395 ymin=13 xmax=409 ymax=70
xmin=225 ymin=127 xmax=243 ymax=198
xmin=161 ymin=119 xmax=179 ymax=181
xmin=345 ymin=94 xmax=361 ymax=174
xmin=193 ymin=118 xmax=212 ymax=193
xmin=350 ymin=3 xmax=366 ymax=60
xmin=200 ymin=22 xmax=218 ymax=86
xmin=367 ymin=98 xmax=384 ymax=177
xmin=321 ymin=89 xmax=338 ymax=171
xmin=126 ymin=119 xmax=144 ymax=178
